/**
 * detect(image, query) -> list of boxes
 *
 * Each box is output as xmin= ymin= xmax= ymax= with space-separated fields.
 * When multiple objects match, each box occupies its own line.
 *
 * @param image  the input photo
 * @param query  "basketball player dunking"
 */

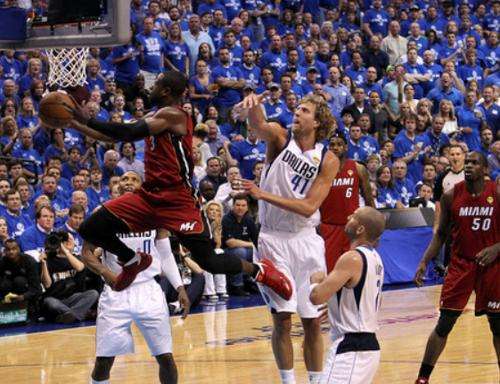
xmin=320 ymin=133 xmax=374 ymax=272
xmin=414 ymin=151 xmax=499 ymax=384
xmin=66 ymin=71 xmax=292 ymax=300
xmin=238 ymin=93 xmax=340 ymax=384
xmin=310 ymin=206 xmax=385 ymax=384
xmin=84 ymin=171 xmax=188 ymax=384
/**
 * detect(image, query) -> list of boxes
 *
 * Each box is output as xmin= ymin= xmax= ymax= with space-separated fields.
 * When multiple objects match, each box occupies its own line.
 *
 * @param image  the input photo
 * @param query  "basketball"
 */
xmin=39 ymin=91 xmax=76 ymax=128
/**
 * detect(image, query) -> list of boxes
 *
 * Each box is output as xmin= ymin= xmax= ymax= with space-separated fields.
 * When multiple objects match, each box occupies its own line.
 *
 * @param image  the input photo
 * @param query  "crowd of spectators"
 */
xmin=0 ymin=0 xmax=499 ymax=320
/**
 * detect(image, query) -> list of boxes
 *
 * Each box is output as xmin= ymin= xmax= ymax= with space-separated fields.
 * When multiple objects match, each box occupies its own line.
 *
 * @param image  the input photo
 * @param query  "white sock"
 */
xmin=279 ymin=369 xmax=296 ymax=384
xmin=308 ymin=371 xmax=322 ymax=383
xmin=91 ymin=379 xmax=109 ymax=384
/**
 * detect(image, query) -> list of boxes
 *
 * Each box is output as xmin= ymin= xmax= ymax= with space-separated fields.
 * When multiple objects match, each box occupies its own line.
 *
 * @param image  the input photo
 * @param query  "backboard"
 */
xmin=0 ymin=0 xmax=131 ymax=50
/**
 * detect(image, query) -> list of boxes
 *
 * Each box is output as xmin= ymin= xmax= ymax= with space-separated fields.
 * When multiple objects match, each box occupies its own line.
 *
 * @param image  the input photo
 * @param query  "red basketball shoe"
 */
xmin=255 ymin=259 xmax=293 ymax=300
xmin=113 ymin=252 xmax=153 ymax=291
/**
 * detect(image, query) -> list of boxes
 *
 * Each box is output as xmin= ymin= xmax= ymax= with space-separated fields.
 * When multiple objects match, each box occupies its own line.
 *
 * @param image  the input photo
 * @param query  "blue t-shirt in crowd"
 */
xmin=136 ymin=31 xmax=166 ymax=73
xmin=230 ymin=139 xmax=266 ymax=179
xmin=211 ymin=64 xmax=243 ymax=107
xmin=394 ymin=178 xmax=415 ymax=207
xmin=111 ymin=45 xmax=141 ymax=85
xmin=456 ymin=105 xmax=482 ymax=151
xmin=393 ymin=130 xmax=423 ymax=184
xmin=164 ymin=40 xmax=189 ymax=74
xmin=377 ymin=185 xmax=401 ymax=208
xmin=4 ymin=210 xmax=32 ymax=238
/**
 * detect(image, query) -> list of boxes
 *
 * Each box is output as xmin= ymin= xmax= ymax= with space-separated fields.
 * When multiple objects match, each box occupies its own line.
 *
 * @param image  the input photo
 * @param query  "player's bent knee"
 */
xmin=78 ymin=207 xmax=108 ymax=240
xmin=487 ymin=313 xmax=500 ymax=336
xmin=435 ymin=309 xmax=461 ymax=338
xmin=79 ymin=207 xmax=127 ymax=241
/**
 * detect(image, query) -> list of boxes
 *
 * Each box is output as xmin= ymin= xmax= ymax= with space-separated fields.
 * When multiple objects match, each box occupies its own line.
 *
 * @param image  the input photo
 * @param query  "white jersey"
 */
xmin=259 ymin=137 xmax=326 ymax=233
xmin=328 ymin=246 xmax=384 ymax=338
xmin=103 ymin=230 xmax=163 ymax=286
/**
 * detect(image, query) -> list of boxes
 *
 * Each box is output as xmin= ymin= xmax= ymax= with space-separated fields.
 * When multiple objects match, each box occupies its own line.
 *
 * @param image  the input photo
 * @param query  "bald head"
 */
xmin=358 ymin=207 xmax=386 ymax=241
xmin=346 ymin=207 xmax=386 ymax=243
xmin=71 ymin=190 xmax=88 ymax=207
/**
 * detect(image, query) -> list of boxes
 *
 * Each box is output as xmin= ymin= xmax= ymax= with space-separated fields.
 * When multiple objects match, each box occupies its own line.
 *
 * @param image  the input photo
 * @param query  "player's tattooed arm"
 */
xmin=414 ymin=190 xmax=453 ymax=286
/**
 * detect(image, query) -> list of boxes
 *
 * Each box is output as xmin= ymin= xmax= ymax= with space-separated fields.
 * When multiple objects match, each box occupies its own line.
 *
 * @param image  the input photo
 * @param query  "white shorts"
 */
xmin=256 ymin=228 xmax=326 ymax=318
xmin=321 ymin=334 xmax=380 ymax=384
xmin=96 ymin=280 xmax=172 ymax=357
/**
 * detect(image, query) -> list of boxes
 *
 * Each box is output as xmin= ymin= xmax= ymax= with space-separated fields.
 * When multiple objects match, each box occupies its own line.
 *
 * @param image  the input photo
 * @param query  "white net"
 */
xmin=46 ymin=48 xmax=89 ymax=88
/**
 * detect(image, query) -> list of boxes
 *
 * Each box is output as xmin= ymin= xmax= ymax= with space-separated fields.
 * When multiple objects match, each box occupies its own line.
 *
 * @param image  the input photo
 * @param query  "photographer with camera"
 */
xmin=40 ymin=230 xmax=98 ymax=323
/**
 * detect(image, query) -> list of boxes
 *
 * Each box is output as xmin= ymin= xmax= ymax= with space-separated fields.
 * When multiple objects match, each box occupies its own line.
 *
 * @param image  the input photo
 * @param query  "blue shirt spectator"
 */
xmin=375 ymin=166 xmax=402 ymax=209
xmin=211 ymin=48 xmax=244 ymax=114
xmin=18 ymin=206 xmax=55 ymax=262
xmin=164 ymin=23 xmax=190 ymax=75
xmin=136 ymin=19 xmax=166 ymax=74
xmin=111 ymin=44 xmax=141 ymax=86
xmin=427 ymin=73 xmax=464 ymax=114
xmin=416 ymin=117 xmax=450 ymax=158
xmin=229 ymin=129 xmax=266 ymax=179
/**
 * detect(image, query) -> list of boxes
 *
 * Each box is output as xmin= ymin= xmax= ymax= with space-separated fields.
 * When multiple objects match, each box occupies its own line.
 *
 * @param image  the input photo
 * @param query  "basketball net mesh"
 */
xmin=46 ymin=48 xmax=89 ymax=88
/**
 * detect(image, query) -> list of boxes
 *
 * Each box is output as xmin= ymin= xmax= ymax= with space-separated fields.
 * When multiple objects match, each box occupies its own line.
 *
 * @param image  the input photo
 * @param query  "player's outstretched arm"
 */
xmin=69 ymin=101 xmax=187 ymax=141
xmin=241 ymin=151 xmax=340 ymax=217
xmin=71 ymin=120 xmax=115 ymax=142
xmin=239 ymin=93 xmax=288 ymax=144
xmin=414 ymin=190 xmax=453 ymax=286
xmin=310 ymin=251 xmax=363 ymax=305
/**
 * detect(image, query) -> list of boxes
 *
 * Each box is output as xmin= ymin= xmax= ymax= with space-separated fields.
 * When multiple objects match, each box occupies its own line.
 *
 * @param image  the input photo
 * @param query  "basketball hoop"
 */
xmin=46 ymin=47 xmax=89 ymax=89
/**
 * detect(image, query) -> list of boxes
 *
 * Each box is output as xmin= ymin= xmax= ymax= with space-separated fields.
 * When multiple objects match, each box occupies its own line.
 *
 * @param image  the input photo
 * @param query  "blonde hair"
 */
xmin=300 ymin=94 xmax=336 ymax=141
xmin=439 ymin=99 xmax=456 ymax=121
xmin=194 ymin=123 xmax=209 ymax=133
xmin=204 ymin=200 xmax=223 ymax=215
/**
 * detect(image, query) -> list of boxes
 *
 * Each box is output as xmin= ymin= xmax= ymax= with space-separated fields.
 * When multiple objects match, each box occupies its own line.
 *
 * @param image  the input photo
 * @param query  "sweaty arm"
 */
xmin=243 ymin=94 xmax=288 ymax=160
xmin=310 ymin=250 xmax=363 ymax=305
xmin=250 ymin=151 xmax=340 ymax=218
xmin=73 ymin=106 xmax=188 ymax=142
xmin=357 ymin=162 xmax=375 ymax=207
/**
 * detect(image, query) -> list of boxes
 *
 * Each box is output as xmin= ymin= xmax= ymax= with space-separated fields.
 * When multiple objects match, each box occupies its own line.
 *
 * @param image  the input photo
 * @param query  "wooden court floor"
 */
xmin=0 ymin=286 xmax=497 ymax=384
